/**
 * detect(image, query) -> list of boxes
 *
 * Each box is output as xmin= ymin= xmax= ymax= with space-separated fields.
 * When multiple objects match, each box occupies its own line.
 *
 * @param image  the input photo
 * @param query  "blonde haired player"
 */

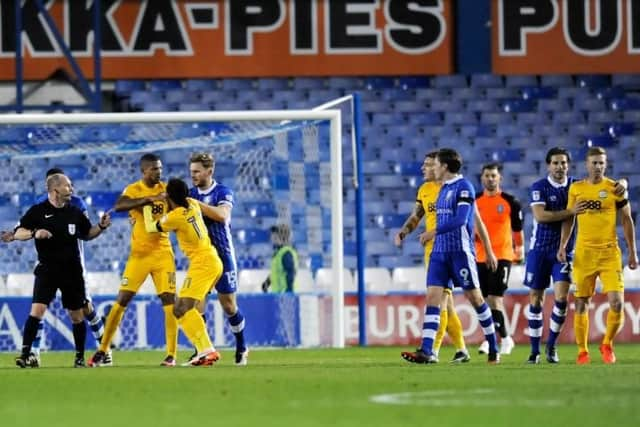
xmin=89 ymin=153 xmax=178 ymax=367
xmin=144 ymin=178 xmax=223 ymax=366
xmin=558 ymin=146 xmax=638 ymax=364
xmin=395 ymin=151 xmax=497 ymax=363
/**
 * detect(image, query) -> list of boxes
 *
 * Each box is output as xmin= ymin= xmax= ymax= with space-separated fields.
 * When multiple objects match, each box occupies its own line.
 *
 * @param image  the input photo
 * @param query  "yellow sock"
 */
xmin=602 ymin=309 xmax=624 ymax=346
xmin=99 ymin=302 xmax=125 ymax=352
xmin=178 ymin=308 xmax=213 ymax=354
xmin=574 ymin=312 xmax=589 ymax=353
xmin=433 ymin=308 xmax=448 ymax=353
xmin=447 ymin=308 xmax=466 ymax=351
xmin=163 ymin=305 xmax=178 ymax=358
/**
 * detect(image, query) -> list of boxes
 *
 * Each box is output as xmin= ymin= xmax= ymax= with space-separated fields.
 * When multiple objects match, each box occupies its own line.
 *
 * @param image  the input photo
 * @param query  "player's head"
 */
xmin=166 ymin=178 xmax=190 ymax=209
xmin=189 ymin=152 xmax=215 ymax=189
xmin=545 ymin=147 xmax=570 ymax=183
xmin=140 ymin=153 xmax=162 ymax=185
xmin=480 ymin=162 xmax=502 ymax=193
xmin=45 ymin=167 xmax=64 ymax=178
xmin=270 ymin=224 xmax=291 ymax=246
xmin=585 ymin=146 xmax=607 ymax=181
xmin=46 ymin=173 xmax=73 ymax=203
xmin=421 ymin=151 xmax=438 ymax=181
xmin=434 ymin=148 xmax=462 ymax=180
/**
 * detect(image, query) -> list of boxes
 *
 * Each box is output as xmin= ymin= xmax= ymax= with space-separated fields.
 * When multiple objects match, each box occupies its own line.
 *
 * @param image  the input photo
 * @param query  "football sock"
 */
xmin=476 ymin=303 xmax=498 ymax=353
xmin=178 ymin=308 xmax=213 ymax=353
xmin=574 ymin=312 xmax=589 ymax=353
xmin=602 ymin=309 xmax=623 ymax=346
xmin=21 ymin=315 xmax=41 ymax=358
xmin=491 ymin=309 xmax=507 ymax=338
xmin=163 ymin=304 xmax=178 ymax=358
xmin=31 ymin=320 xmax=44 ymax=355
xmin=433 ymin=307 xmax=448 ymax=354
xmin=84 ymin=309 xmax=104 ymax=342
xmin=547 ymin=300 xmax=567 ymax=349
xmin=447 ymin=307 xmax=466 ymax=351
xmin=226 ymin=309 xmax=246 ymax=352
xmin=99 ymin=303 xmax=125 ymax=352
xmin=528 ymin=304 xmax=543 ymax=355
xmin=72 ymin=321 xmax=86 ymax=359
xmin=420 ymin=306 xmax=440 ymax=355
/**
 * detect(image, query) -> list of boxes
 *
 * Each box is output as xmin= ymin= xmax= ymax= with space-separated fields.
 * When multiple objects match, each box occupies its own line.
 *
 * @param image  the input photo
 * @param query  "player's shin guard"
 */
xmin=476 ymin=303 xmax=498 ymax=353
xmin=421 ymin=306 xmax=440 ymax=355
xmin=226 ymin=310 xmax=246 ymax=352
xmin=85 ymin=309 xmax=104 ymax=342
xmin=574 ymin=312 xmax=589 ymax=353
xmin=31 ymin=320 xmax=44 ymax=355
xmin=546 ymin=300 xmax=567 ymax=349
xmin=527 ymin=304 xmax=543 ymax=355
xmin=602 ymin=309 xmax=624 ymax=346
xmin=433 ymin=307 xmax=448 ymax=355
xmin=99 ymin=303 xmax=126 ymax=352
xmin=178 ymin=308 xmax=213 ymax=353
xmin=72 ymin=321 xmax=86 ymax=359
xmin=163 ymin=304 xmax=178 ymax=358
xmin=447 ymin=307 xmax=466 ymax=351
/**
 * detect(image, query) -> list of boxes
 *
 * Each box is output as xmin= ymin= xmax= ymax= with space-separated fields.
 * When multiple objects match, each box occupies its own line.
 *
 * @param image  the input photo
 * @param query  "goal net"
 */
xmin=0 ymin=109 xmax=347 ymax=350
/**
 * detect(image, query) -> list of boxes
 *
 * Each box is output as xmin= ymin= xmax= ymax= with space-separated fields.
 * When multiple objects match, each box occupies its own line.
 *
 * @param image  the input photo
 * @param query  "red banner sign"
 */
xmin=492 ymin=0 xmax=640 ymax=74
xmin=344 ymin=290 xmax=640 ymax=346
xmin=0 ymin=0 xmax=453 ymax=80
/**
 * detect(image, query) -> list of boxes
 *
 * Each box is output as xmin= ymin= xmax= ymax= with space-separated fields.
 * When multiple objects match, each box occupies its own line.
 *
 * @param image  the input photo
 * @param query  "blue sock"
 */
xmin=547 ymin=300 xmax=567 ymax=350
xmin=32 ymin=320 xmax=44 ymax=355
xmin=528 ymin=304 xmax=543 ymax=355
xmin=420 ymin=306 xmax=440 ymax=355
xmin=227 ymin=310 xmax=246 ymax=352
xmin=84 ymin=309 xmax=104 ymax=342
xmin=475 ymin=303 xmax=498 ymax=354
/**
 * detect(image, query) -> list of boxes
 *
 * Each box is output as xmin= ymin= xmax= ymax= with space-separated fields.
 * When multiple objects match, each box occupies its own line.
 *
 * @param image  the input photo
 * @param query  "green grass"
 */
xmin=1 ymin=345 xmax=639 ymax=427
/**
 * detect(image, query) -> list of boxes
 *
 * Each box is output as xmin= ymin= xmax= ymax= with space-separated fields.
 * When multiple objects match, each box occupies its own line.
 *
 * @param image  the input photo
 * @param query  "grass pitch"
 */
xmin=1 ymin=345 xmax=639 ymax=427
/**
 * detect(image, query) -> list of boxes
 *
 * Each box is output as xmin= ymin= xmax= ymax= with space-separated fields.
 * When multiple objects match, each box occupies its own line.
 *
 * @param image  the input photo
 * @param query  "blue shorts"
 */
xmin=214 ymin=264 xmax=238 ymax=294
xmin=427 ymin=251 xmax=479 ymax=291
xmin=523 ymin=249 xmax=572 ymax=290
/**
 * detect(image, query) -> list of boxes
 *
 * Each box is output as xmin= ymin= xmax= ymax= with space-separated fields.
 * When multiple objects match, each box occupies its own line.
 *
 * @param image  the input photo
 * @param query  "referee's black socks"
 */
xmin=491 ymin=309 xmax=508 ymax=339
xmin=72 ymin=321 xmax=87 ymax=358
xmin=21 ymin=315 xmax=41 ymax=358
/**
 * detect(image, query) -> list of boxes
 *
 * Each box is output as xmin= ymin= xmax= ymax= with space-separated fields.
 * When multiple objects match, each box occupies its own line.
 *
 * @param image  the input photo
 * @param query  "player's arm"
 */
xmin=473 ymin=207 xmax=498 ymax=272
xmin=530 ymin=202 xmax=587 ymax=224
xmin=613 ymin=178 xmax=628 ymax=196
xmin=557 ymin=187 xmax=578 ymax=263
xmin=84 ymin=211 xmax=112 ymax=240
xmin=198 ymin=201 xmax=231 ymax=223
xmin=618 ymin=200 xmax=638 ymax=269
xmin=114 ymin=193 xmax=166 ymax=212
xmin=6 ymin=207 xmax=51 ymax=241
xmin=143 ymin=205 xmax=165 ymax=233
xmin=394 ymin=202 xmax=425 ymax=247
xmin=509 ymin=196 xmax=525 ymax=262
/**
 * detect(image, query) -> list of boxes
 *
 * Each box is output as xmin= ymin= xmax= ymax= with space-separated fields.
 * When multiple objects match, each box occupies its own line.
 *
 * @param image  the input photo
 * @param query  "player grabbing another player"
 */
xmin=558 ymin=146 xmax=637 ymax=364
xmin=89 ymin=153 xmax=178 ymax=367
xmin=144 ymin=178 xmax=223 ymax=366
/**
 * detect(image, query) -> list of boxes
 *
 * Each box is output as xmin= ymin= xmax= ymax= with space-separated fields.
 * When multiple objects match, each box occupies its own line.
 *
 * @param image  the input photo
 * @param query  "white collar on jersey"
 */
xmin=546 ymin=175 xmax=568 ymax=188
xmin=443 ymin=174 xmax=463 ymax=185
xmin=197 ymin=180 xmax=218 ymax=195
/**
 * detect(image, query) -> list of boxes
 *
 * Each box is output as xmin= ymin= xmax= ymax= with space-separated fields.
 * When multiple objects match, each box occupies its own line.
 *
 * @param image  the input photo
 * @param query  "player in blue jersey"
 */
xmin=1 ymin=168 xmax=109 ymax=367
xmin=188 ymin=152 xmax=248 ymax=366
xmin=523 ymin=147 xmax=626 ymax=364
xmin=402 ymin=148 xmax=500 ymax=364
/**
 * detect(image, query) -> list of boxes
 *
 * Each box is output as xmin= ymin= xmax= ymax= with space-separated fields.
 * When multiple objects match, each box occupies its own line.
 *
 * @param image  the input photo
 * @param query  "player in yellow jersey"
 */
xmin=89 ymin=153 xmax=178 ymax=367
xmin=558 ymin=147 xmax=637 ymax=365
xmin=143 ymin=178 xmax=223 ymax=366
xmin=395 ymin=151 xmax=497 ymax=363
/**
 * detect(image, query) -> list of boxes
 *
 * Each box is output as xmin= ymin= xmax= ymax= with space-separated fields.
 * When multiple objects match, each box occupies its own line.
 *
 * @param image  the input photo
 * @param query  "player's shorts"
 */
xmin=215 ymin=262 xmax=238 ymax=294
xmin=573 ymin=244 xmax=623 ymax=298
xmin=427 ymin=250 xmax=479 ymax=291
xmin=524 ymin=249 xmax=572 ymax=290
xmin=477 ymin=260 xmax=511 ymax=297
xmin=179 ymin=251 xmax=223 ymax=300
xmin=120 ymin=250 xmax=176 ymax=295
xmin=33 ymin=263 xmax=86 ymax=310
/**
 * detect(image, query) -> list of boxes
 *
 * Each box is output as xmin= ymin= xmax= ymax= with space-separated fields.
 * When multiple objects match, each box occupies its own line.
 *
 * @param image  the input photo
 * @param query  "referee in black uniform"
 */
xmin=6 ymin=172 xmax=111 ymax=368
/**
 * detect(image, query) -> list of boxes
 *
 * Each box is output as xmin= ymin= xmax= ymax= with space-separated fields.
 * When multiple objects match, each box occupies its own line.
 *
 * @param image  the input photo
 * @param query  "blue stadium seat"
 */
xmin=364 ymin=77 xmax=396 ymax=90
xmin=363 ymin=161 xmax=394 ymax=174
xmin=505 ymin=75 xmax=538 ymax=87
xmin=398 ymin=76 xmax=429 ymax=89
xmin=470 ymin=74 xmax=503 ymax=88
xmin=444 ymin=111 xmax=478 ymax=125
xmin=554 ymin=111 xmax=586 ymax=124
xmin=585 ymin=134 xmax=616 ymax=148
xmin=495 ymin=124 xmax=530 ymax=138
xmin=612 ymin=74 xmax=640 ymax=89
xmin=326 ymin=77 xmax=364 ymax=90
xmin=86 ymin=191 xmax=119 ymax=210
xmin=236 ymin=228 xmax=270 ymax=244
xmin=394 ymin=100 xmax=428 ymax=113
xmin=148 ymin=79 xmax=182 ymax=91
xmin=292 ymin=77 xmax=326 ymax=89
xmin=415 ymin=87 xmax=450 ymax=100
xmin=369 ymin=174 xmax=406 ymax=189
xmin=178 ymin=102 xmax=210 ymax=112
xmin=481 ymin=112 xmax=514 ymax=125
xmin=431 ymin=75 xmax=467 ymax=88
xmin=484 ymin=148 xmax=523 ymax=163
xmin=606 ymin=122 xmax=635 ymax=138
xmin=466 ymin=99 xmax=499 ymax=113
xmin=623 ymin=110 xmax=640 ymax=122
xmin=502 ymin=98 xmax=534 ymax=113
xmin=128 ymin=91 xmax=163 ymax=109
xmin=576 ymin=75 xmax=610 ymax=88
xmin=143 ymin=102 xmax=176 ymax=112
xmin=375 ymin=214 xmax=405 ymax=228
xmin=80 ymin=125 xmax=131 ymax=142
xmin=540 ymin=75 xmax=573 ymax=87
xmin=588 ymin=111 xmax=621 ymax=124
xmin=164 ymin=89 xmax=200 ymax=104
xmin=594 ymin=86 xmax=626 ymax=100
xmin=519 ymin=85 xmax=556 ymax=100
xmin=449 ymin=87 xmax=483 ymax=100
xmin=256 ymin=78 xmax=290 ymax=90
xmin=573 ymin=97 xmax=606 ymax=112
xmin=380 ymin=88 xmax=415 ymax=101
xmin=609 ymin=97 xmax=640 ymax=111
xmin=114 ymin=80 xmax=145 ymax=97
xmin=184 ymin=79 xmax=217 ymax=91
xmin=393 ymin=161 xmax=422 ymax=176
xmin=430 ymin=99 xmax=464 ymax=112
xmin=308 ymin=89 xmax=343 ymax=104
xmin=60 ymin=164 xmax=87 ymax=180
xmin=537 ymin=98 xmax=571 ymax=112
xmin=245 ymin=202 xmax=277 ymax=217
xmin=517 ymin=112 xmax=550 ymax=126
xmin=221 ymin=78 xmax=255 ymax=90
xmin=533 ymin=123 xmax=566 ymax=137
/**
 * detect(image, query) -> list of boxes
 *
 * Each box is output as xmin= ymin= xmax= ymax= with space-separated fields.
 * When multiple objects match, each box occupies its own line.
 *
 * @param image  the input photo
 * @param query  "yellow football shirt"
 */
xmin=416 ymin=181 xmax=440 ymax=256
xmin=159 ymin=198 xmax=216 ymax=261
xmin=567 ymin=177 xmax=626 ymax=249
xmin=122 ymin=180 xmax=172 ymax=255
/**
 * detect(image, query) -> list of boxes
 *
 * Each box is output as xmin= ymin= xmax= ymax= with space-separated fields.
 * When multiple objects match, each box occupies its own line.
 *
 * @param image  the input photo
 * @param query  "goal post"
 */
xmin=0 ymin=108 xmax=350 ymax=349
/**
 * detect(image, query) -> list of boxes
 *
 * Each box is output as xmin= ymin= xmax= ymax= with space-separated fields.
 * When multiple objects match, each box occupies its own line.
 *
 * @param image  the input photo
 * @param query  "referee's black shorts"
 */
xmin=32 ymin=263 xmax=87 ymax=310
xmin=477 ymin=260 xmax=512 ymax=297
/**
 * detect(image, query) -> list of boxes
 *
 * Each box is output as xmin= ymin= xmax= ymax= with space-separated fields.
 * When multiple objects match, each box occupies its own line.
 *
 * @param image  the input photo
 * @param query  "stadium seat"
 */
xmin=148 ymin=79 xmax=182 ymax=91
xmin=326 ymin=77 xmax=364 ymax=90
xmin=295 ymin=269 xmax=315 ymax=292
xmin=431 ymin=75 xmax=467 ymax=88
xmin=364 ymin=77 xmax=396 ymax=90
xmin=315 ymin=268 xmax=354 ymax=292
xmin=504 ymin=75 xmax=538 ymax=87
xmin=86 ymin=272 xmax=119 ymax=295
xmin=585 ymin=134 xmax=616 ymax=148
xmin=353 ymin=267 xmax=392 ymax=293
xmin=221 ymin=78 xmax=255 ymax=90
xmin=470 ymin=74 xmax=503 ymax=88
xmin=576 ymin=74 xmax=610 ymax=88
xmin=519 ymin=85 xmax=556 ymax=100
xmin=238 ymin=269 xmax=270 ymax=293
xmin=398 ymin=76 xmax=429 ymax=89
xmin=502 ymin=99 xmax=534 ymax=113
xmin=114 ymin=79 xmax=145 ymax=97
xmin=391 ymin=266 xmax=426 ymax=292
xmin=256 ymin=78 xmax=291 ymax=90
xmin=6 ymin=273 xmax=33 ymax=296
xmin=540 ymin=75 xmax=573 ymax=87
xmin=612 ymin=74 xmax=640 ymax=89
xmin=184 ymin=79 xmax=217 ymax=91
xmin=292 ymin=77 xmax=326 ymax=89
xmin=609 ymin=97 xmax=640 ymax=111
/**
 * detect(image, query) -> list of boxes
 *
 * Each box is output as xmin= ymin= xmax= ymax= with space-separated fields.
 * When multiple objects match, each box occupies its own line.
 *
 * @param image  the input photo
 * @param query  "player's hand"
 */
xmin=513 ymin=246 xmax=525 ymax=265
xmin=0 ymin=230 xmax=14 ymax=242
xmin=486 ymin=250 xmax=498 ymax=272
xmin=628 ymin=252 xmax=638 ymax=270
xmin=572 ymin=200 xmax=589 ymax=215
xmin=99 ymin=210 xmax=112 ymax=230
xmin=419 ymin=230 xmax=435 ymax=246
xmin=393 ymin=232 xmax=404 ymax=247
xmin=613 ymin=178 xmax=628 ymax=196
xmin=557 ymin=247 xmax=567 ymax=263
xmin=34 ymin=229 xmax=52 ymax=239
